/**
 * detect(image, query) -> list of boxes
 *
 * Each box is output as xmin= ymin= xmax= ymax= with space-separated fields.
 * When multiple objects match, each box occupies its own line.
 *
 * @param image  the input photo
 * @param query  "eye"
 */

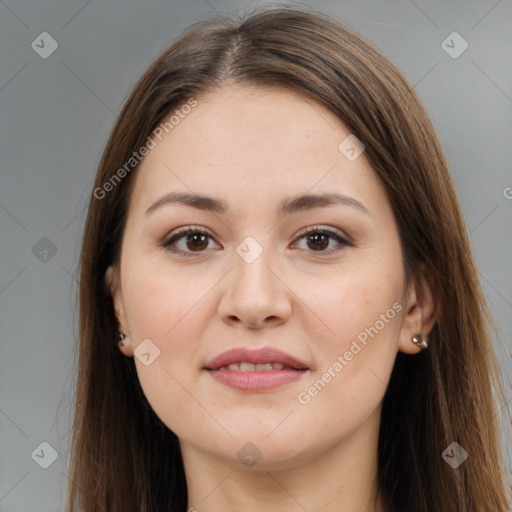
xmin=162 ymin=225 xmax=351 ymax=258
xmin=293 ymin=226 xmax=351 ymax=255
xmin=162 ymin=226 xmax=220 ymax=257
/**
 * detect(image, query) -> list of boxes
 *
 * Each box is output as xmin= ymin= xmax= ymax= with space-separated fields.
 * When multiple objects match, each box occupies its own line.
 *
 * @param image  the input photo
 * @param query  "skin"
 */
xmin=106 ymin=84 xmax=436 ymax=512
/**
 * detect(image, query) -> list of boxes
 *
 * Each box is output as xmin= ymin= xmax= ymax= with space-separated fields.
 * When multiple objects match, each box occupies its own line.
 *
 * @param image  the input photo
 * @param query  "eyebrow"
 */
xmin=144 ymin=191 xmax=369 ymax=216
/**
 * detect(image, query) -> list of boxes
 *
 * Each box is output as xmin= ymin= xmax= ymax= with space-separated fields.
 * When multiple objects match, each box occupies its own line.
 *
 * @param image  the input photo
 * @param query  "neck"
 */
xmin=181 ymin=406 xmax=387 ymax=512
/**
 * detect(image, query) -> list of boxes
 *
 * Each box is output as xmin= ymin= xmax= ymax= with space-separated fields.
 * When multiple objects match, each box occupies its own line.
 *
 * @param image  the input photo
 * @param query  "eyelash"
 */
xmin=161 ymin=225 xmax=352 ymax=258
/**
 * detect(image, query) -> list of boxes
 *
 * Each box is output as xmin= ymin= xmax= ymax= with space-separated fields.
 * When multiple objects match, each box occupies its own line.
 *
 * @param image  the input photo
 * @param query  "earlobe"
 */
xmin=398 ymin=266 xmax=437 ymax=354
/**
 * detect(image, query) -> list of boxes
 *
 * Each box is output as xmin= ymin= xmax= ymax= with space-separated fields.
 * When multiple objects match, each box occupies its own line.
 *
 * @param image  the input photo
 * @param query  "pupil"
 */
xmin=308 ymin=233 xmax=328 ymax=250
xmin=187 ymin=234 xmax=207 ymax=251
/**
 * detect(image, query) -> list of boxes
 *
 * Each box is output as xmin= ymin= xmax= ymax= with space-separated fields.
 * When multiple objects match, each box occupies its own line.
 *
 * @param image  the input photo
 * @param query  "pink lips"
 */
xmin=204 ymin=346 xmax=309 ymax=392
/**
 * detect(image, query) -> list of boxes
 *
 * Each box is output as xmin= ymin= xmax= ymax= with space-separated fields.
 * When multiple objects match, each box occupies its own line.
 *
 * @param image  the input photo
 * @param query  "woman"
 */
xmin=66 ymin=6 xmax=511 ymax=512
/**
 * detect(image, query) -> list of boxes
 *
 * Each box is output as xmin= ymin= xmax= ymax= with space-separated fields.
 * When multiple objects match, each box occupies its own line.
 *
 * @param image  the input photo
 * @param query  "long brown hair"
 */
xmin=66 ymin=6 xmax=511 ymax=511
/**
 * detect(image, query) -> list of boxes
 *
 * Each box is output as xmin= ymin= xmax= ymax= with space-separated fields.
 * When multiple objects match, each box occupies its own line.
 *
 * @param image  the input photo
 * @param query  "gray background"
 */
xmin=0 ymin=0 xmax=511 ymax=510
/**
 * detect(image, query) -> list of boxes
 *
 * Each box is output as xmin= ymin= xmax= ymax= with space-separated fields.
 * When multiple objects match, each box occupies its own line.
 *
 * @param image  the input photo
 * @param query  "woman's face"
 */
xmin=107 ymin=85 xmax=423 ymax=470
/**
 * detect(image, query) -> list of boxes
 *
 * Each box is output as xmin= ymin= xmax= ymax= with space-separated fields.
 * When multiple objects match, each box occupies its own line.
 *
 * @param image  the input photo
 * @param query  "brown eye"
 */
xmin=306 ymin=232 xmax=330 ymax=251
xmin=294 ymin=227 xmax=350 ymax=255
xmin=162 ymin=225 xmax=350 ymax=258
xmin=162 ymin=227 xmax=219 ymax=257
xmin=184 ymin=233 xmax=209 ymax=251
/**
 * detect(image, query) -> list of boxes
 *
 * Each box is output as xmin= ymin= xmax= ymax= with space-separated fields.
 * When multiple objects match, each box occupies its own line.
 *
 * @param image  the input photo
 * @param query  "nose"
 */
xmin=217 ymin=241 xmax=292 ymax=329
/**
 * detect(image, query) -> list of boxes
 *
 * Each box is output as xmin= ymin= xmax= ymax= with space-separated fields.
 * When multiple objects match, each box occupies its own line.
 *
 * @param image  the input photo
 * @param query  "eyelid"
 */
xmin=295 ymin=225 xmax=349 ymax=241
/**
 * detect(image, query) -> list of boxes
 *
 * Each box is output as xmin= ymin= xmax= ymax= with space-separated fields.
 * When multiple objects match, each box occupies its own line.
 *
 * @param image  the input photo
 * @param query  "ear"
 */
xmin=398 ymin=264 xmax=437 ymax=354
xmin=104 ymin=265 xmax=133 ymax=356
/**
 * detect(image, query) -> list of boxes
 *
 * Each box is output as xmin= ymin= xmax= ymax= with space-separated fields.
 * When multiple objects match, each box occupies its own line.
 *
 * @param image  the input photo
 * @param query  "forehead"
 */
xmin=128 ymin=84 xmax=388 ymax=219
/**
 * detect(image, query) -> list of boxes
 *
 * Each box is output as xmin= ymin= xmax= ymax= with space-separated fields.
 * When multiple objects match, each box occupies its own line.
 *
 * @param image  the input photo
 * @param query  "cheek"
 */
xmin=292 ymin=258 xmax=403 ymax=417
xmin=122 ymin=264 xmax=215 ymax=432
xmin=123 ymin=259 xmax=212 ymax=342
xmin=294 ymin=258 xmax=404 ymax=360
xmin=121 ymin=260 xmax=215 ymax=405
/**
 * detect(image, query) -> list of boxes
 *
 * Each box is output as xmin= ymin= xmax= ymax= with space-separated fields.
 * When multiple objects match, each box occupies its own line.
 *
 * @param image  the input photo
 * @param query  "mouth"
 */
xmin=214 ymin=362 xmax=297 ymax=372
xmin=204 ymin=346 xmax=309 ymax=392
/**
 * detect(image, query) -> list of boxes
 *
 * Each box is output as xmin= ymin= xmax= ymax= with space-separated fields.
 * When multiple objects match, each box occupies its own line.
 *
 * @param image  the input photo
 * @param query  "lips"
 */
xmin=204 ymin=346 xmax=309 ymax=371
xmin=204 ymin=346 xmax=309 ymax=392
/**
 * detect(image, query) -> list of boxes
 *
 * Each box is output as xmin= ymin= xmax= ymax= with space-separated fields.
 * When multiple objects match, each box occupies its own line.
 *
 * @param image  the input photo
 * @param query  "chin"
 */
xmin=204 ymin=429 xmax=312 ymax=471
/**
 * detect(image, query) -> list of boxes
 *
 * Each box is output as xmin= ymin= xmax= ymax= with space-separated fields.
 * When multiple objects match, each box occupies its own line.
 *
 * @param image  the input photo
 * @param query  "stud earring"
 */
xmin=411 ymin=333 xmax=428 ymax=350
xmin=116 ymin=331 xmax=126 ymax=347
